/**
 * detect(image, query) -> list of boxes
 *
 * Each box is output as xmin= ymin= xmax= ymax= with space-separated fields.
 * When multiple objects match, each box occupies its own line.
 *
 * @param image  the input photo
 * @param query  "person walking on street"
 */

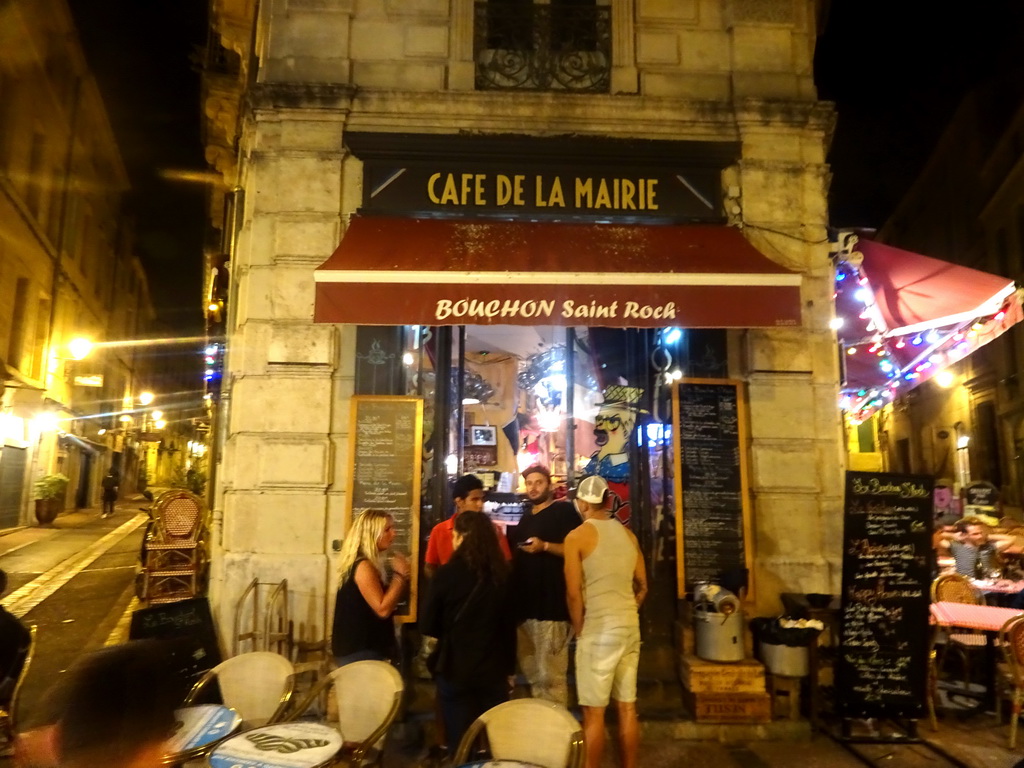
xmin=564 ymin=475 xmax=647 ymax=768
xmin=100 ymin=470 xmax=118 ymax=519
xmin=331 ymin=509 xmax=410 ymax=667
xmin=508 ymin=465 xmax=581 ymax=706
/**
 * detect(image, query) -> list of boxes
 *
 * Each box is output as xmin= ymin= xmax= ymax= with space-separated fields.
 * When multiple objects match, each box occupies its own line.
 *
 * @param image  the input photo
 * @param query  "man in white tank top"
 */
xmin=564 ymin=475 xmax=647 ymax=768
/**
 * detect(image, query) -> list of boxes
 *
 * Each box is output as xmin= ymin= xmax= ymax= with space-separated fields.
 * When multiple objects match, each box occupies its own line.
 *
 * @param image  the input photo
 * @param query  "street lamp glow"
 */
xmin=138 ymin=392 xmax=155 ymax=406
xmin=154 ymin=419 xmax=167 ymax=430
xmin=33 ymin=412 xmax=59 ymax=432
xmin=67 ymin=337 xmax=93 ymax=360
xmin=151 ymin=410 xmax=163 ymax=421
xmin=119 ymin=414 xmax=132 ymax=423
xmin=935 ymin=370 xmax=955 ymax=388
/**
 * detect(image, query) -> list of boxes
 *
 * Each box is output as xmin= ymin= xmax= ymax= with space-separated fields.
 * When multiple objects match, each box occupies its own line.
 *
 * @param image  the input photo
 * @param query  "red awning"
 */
xmin=836 ymin=239 xmax=1021 ymax=420
xmin=314 ymin=217 xmax=801 ymax=328
xmin=857 ymin=241 xmax=1016 ymax=337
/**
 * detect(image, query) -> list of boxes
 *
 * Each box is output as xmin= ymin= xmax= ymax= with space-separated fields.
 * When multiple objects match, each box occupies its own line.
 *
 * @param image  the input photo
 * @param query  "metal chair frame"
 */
xmin=932 ymin=574 xmax=986 ymax=689
xmin=997 ymin=613 xmax=1024 ymax=747
xmin=453 ymin=698 xmax=585 ymax=768
xmin=287 ymin=662 xmax=403 ymax=768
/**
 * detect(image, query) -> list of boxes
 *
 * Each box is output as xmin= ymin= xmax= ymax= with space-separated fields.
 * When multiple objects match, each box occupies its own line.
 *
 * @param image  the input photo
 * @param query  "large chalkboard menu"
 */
xmin=837 ymin=471 xmax=933 ymax=720
xmin=671 ymin=379 xmax=752 ymax=598
xmin=346 ymin=396 xmax=424 ymax=622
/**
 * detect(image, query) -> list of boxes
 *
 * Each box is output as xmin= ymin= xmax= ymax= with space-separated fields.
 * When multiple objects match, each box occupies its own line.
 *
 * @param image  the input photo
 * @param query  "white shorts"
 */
xmin=575 ymin=625 xmax=641 ymax=707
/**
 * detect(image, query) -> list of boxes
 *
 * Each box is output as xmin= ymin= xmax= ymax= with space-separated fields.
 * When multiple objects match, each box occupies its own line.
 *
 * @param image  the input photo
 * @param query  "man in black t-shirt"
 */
xmin=508 ymin=465 xmax=581 ymax=706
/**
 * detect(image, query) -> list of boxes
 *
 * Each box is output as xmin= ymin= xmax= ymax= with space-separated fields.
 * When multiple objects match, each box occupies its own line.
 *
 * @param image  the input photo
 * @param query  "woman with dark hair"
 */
xmin=421 ymin=511 xmax=516 ymax=754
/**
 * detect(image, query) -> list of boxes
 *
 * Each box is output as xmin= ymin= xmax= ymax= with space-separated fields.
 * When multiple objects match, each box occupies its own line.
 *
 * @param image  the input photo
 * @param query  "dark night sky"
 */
xmin=817 ymin=1 xmax=1024 ymax=229
xmin=62 ymin=1 xmax=1024 ymax=325
xmin=65 ymin=0 xmax=208 ymax=336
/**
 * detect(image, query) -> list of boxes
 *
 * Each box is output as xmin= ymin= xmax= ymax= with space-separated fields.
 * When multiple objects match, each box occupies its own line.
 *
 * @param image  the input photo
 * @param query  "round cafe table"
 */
xmin=164 ymin=704 xmax=241 ymax=764
xmin=208 ymin=721 xmax=343 ymax=768
xmin=457 ymin=761 xmax=545 ymax=768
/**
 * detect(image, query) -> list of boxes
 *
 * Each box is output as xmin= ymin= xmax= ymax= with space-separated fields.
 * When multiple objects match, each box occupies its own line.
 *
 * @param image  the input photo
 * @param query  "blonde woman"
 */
xmin=332 ymin=509 xmax=410 ymax=666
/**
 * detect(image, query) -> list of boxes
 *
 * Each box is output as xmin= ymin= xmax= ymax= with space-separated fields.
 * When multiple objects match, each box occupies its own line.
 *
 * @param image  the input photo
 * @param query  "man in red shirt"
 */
xmin=424 ymin=474 xmax=511 ymax=578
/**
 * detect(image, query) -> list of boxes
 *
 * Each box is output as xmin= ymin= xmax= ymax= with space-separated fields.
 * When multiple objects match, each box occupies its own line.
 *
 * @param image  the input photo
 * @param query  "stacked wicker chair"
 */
xmin=141 ymin=490 xmax=207 ymax=604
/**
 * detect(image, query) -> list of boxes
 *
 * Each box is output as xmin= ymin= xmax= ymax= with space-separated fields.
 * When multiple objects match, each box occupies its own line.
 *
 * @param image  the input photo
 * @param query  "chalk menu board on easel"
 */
xmin=671 ymin=379 xmax=753 ymax=599
xmin=837 ymin=471 xmax=933 ymax=720
xmin=346 ymin=396 xmax=423 ymax=622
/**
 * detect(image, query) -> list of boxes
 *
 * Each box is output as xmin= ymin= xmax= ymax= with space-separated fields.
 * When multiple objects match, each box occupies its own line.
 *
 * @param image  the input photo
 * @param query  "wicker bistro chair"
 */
xmin=997 ymin=614 xmax=1024 ymax=747
xmin=286 ymin=661 xmax=403 ymax=768
xmin=932 ymin=574 xmax=987 ymax=689
xmin=185 ymin=652 xmax=295 ymax=729
xmin=453 ymin=699 xmax=584 ymax=768
xmin=0 ymin=624 xmax=36 ymax=746
xmin=142 ymin=490 xmax=206 ymax=603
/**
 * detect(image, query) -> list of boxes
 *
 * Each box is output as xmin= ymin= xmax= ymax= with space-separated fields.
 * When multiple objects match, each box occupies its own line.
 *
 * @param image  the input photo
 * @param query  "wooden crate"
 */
xmin=685 ymin=691 xmax=772 ymax=724
xmin=679 ymin=652 xmax=766 ymax=694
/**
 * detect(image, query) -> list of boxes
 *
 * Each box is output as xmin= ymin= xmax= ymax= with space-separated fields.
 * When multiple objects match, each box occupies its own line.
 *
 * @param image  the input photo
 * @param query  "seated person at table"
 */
xmin=937 ymin=517 xmax=1012 ymax=578
xmin=16 ymin=640 xmax=181 ymax=768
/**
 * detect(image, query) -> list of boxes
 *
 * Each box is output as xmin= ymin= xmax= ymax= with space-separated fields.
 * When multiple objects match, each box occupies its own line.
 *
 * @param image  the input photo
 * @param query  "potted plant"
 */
xmin=34 ymin=473 xmax=69 ymax=524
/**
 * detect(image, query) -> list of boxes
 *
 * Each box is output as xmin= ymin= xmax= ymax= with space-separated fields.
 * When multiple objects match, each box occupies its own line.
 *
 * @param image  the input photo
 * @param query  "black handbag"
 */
xmin=426 ymin=582 xmax=481 ymax=677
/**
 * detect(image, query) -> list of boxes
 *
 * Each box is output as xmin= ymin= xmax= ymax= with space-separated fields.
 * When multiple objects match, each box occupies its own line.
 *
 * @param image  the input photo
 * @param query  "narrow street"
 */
xmin=0 ymin=501 xmax=146 ymax=730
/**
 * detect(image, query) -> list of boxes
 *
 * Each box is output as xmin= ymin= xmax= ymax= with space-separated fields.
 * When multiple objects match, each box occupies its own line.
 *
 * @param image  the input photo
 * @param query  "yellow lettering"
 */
xmin=474 ymin=174 xmax=487 ymax=205
xmin=549 ymin=177 xmax=565 ymax=207
xmin=535 ymin=176 xmax=547 ymax=208
xmin=513 ymin=175 xmax=525 ymax=206
xmin=595 ymin=179 xmax=612 ymax=209
xmin=460 ymin=174 xmax=473 ymax=205
xmin=620 ymin=179 xmax=636 ymax=210
xmin=575 ymin=177 xmax=593 ymax=208
xmin=440 ymin=174 xmax=459 ymax=205
xmin=427 ymin=172 xmax=442 ymax=204
xmin=497 ymin=175 xmax=512 ymax=206
xmin=647 ymin=178 xmax=658 ymax=210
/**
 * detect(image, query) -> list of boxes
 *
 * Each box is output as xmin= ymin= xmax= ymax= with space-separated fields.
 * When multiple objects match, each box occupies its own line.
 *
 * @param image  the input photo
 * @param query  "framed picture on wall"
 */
xmin=469 ymin=425 xmax=498 ymax=446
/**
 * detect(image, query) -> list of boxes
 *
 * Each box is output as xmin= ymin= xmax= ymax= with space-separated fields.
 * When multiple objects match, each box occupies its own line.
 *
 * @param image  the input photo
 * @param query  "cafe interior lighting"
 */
xmin=402 ymin=352 xmax=414 ymax=365
xmin=957 ymin=434 xmax=970 ymax=449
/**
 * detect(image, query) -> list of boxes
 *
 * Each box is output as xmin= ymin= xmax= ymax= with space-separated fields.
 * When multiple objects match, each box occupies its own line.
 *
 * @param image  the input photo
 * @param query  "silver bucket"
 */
xmin=694 ymin=607 xmax=745 ymax=662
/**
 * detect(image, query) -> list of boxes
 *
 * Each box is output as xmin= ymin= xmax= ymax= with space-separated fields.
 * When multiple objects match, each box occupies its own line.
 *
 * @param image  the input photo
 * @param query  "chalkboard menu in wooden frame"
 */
xmin=671 ymin=378 xmax=753 ymax=599
xmin=346 ymin=395 xmax=424 ymax=623
xmin=837 ymin=471 xmax=934 ymax=721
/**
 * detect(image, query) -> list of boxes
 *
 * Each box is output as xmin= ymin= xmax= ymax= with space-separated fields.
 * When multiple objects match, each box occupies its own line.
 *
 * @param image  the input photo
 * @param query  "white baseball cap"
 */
xmin=576 ymin=475 xmax=609 ymax=504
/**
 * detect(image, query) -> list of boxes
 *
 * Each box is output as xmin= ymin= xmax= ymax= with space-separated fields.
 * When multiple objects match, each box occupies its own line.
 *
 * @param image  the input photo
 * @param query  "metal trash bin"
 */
xmin=694 ymin=605 xmax=745 ymax=662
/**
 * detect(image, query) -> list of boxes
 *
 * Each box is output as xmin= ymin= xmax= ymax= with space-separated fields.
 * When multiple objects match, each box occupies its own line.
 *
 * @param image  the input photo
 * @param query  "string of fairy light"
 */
xmin=836 ymin=259 xmax=1010 ymax=424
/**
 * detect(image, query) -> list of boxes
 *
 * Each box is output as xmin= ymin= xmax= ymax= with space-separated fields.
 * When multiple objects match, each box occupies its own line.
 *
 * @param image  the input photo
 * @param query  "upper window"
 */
xmin=474 ymin=1 xmax=610 ymax=93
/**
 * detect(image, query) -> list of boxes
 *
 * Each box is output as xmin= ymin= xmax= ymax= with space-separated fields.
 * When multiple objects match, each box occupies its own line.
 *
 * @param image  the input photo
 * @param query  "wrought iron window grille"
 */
xmin=474 ymin=2 xmax=611 ymax=93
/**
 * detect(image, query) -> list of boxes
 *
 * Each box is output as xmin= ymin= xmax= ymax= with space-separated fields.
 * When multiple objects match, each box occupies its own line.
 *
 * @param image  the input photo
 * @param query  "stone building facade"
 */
xmin=204 ymin=0 xmax=843 ymax=648
xmin=0 ymin=0 xmax=155 ymax=526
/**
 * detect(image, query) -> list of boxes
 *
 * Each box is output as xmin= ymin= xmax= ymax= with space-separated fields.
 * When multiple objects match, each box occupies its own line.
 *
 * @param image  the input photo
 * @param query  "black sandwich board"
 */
xmin=837 ymin=471 xmax=934 ymax=734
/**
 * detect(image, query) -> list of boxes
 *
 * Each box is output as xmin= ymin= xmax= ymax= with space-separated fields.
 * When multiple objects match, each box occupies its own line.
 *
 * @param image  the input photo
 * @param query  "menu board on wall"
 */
xmin=346 ymin=396 xmax=424 ymax=622
xmin=671 ymin=379 xmax=752 ymax=599
xmin=837 ymin=471 xmax=933 ymax=720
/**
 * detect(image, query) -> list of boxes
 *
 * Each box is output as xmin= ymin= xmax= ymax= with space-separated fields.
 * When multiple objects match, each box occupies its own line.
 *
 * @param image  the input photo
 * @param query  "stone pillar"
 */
xmin=209 ymin=95 xmax=350 ymax=651
xmin=732 ymin=100 xmax=844 ymax=614
xmin=610 ymin=0 xmax=638 ymax=94
xmin=448 ymin=0 xmax=476 ymax=90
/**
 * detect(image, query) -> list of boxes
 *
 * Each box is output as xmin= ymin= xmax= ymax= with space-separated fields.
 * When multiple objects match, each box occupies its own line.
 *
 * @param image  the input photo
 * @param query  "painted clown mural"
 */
xmin=585 ymin=385 xmax=643 ymax=525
